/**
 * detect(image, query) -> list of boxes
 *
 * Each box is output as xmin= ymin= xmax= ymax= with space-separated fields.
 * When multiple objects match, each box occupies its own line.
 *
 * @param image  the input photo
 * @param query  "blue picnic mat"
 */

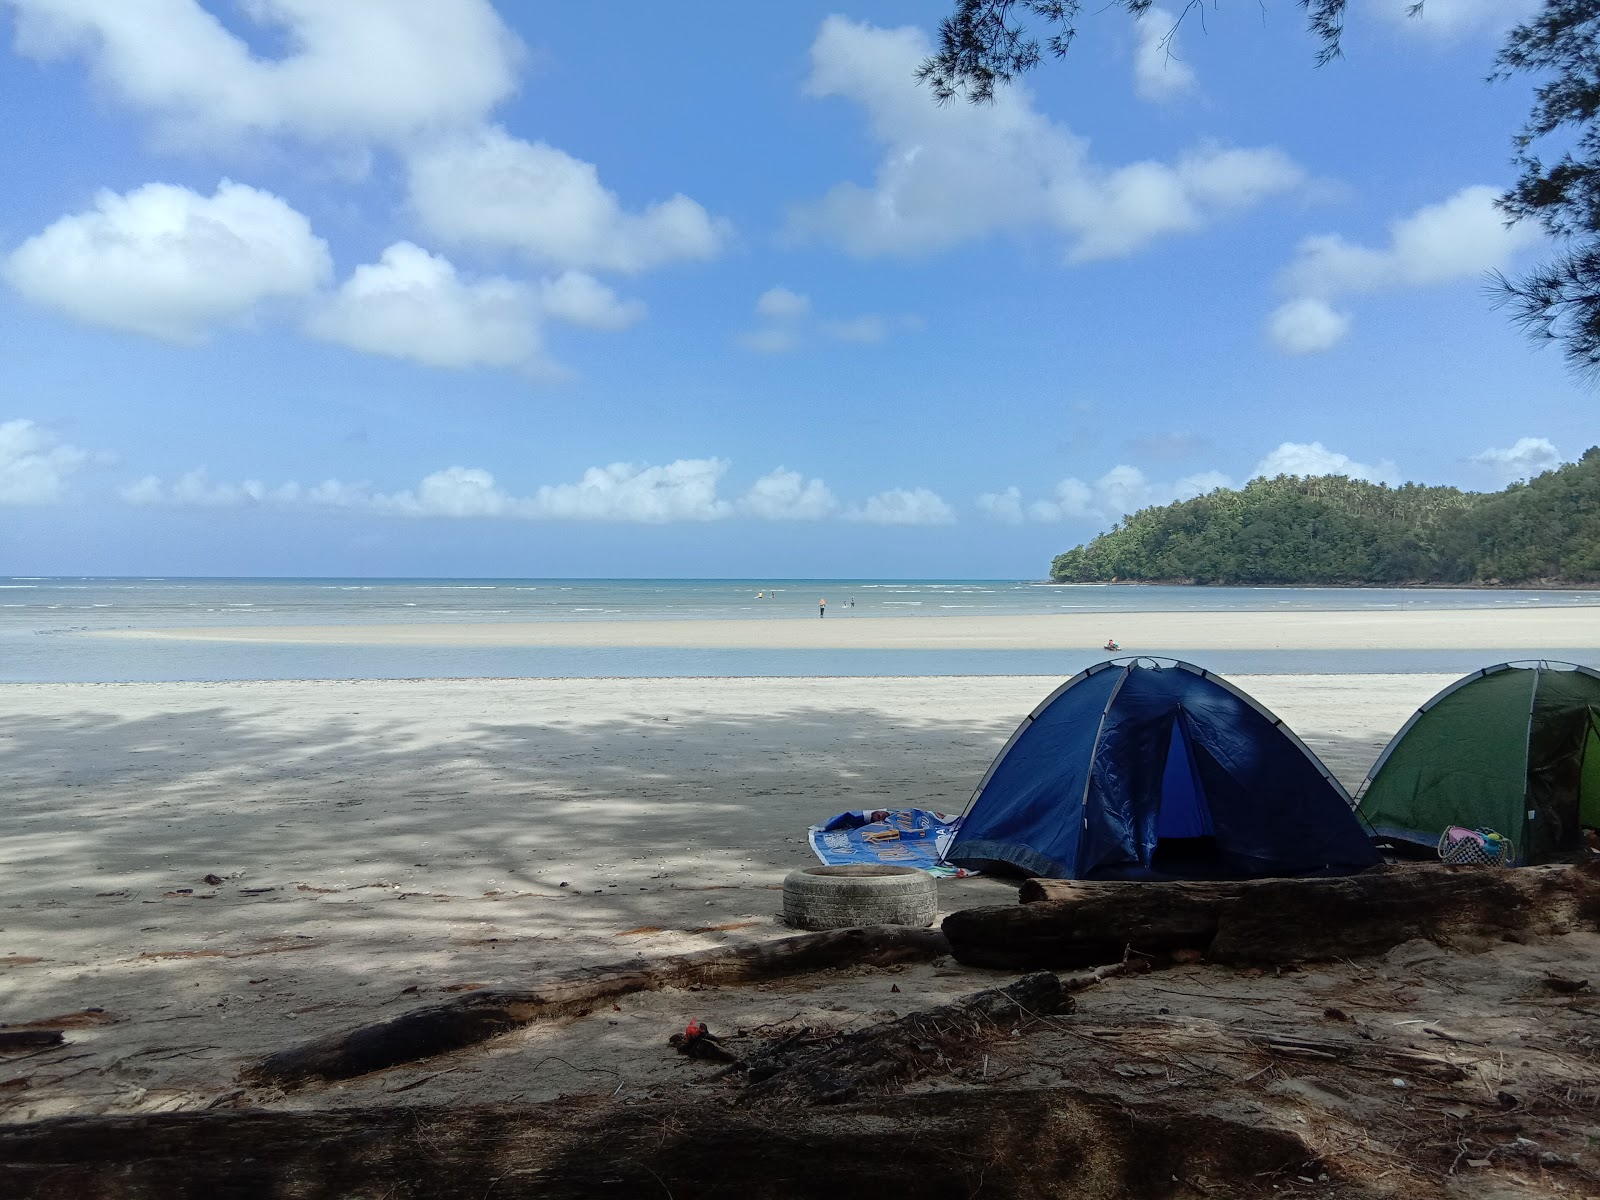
xmin=806 ymin=809 xmax=972 ymax=876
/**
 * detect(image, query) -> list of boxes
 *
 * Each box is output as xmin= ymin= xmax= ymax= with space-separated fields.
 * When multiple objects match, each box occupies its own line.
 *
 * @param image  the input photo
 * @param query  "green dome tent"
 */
xmin=1357 ymin=661 xmax=1600 ymax=864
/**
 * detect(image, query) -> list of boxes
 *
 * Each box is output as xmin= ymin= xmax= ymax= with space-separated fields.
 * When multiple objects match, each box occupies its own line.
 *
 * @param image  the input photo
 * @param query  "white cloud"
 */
xmin=737 ymin=468 xmax=837 ymax=520
xmin=741 ymin=284 xmax=898 ymax=353
xmin=1368 ymin=0 xmax=1540 ymax=40
xmin=0 ymin=418 xmax=89 ymax=504
xmin=1285 ymin=186 xmax=1538 ymax=296
xmin=985 ymin=442 xmax=1410 ymax=527
xmin=1472 ymin=437 xmax=1562 ymax=484
xmin=1251 ymin=441 xmax=1402 ymax=485
xmin=536 ymin=271 xmax=646 ymax=331
xmin=1267 ymin=297 xmax=1352 ymax=354
xmin=120 ymin=469 xmax=304 ymax=508
xmin=1022 ymin=466 xmax=1231 ymax=523
xmin=406 ymin=125 xmax=726 ymax=274
xmin=526 ymin=459 xmax=732 ymax=523
xmin=7 ymin=0 xmax=521 ymax=147
xmin=790 ymin=17 xmax=1302 ymax=262
xmin=5 ymin=180 xmax=330 ymax=341
xmin=122 ymin=458 xmax=944 ymax=527
xmin=978 ymin=467 xmax=1230 ymax=525
xmin=755 ymin=287 xmax=811 ymax=319
xmin=307 ymin=242 xmax=540 ymax=370
xmin=975 ymin=486 xmax=1025 ymax=525
xmin=379 ymin=466 xmax=519 ymax=517
xmin=1271 ymin=186 xmax=1541 ymax=353
xmin=850 ymin=487 xmax=956 ymax=526
xmin=1133 ymin=7 xmax=1197 ymax=102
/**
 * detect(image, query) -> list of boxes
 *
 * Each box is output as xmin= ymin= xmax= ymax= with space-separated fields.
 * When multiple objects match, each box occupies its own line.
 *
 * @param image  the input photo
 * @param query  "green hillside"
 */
xmin=1049 ymin=448 xmax=1600 ymax=586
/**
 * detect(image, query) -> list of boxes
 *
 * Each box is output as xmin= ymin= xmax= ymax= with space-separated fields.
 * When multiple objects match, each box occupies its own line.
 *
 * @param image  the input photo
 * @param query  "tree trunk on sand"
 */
xmin=250 ymin=924 xmax=949 ymax=1088
xmin=947 ymin=863 xmax=1600 ymax=971
xmin=0 ymin=1088 xmax=1322 ymax=1200
xmin=736 ymin=970 xmax=1067 ymax=1105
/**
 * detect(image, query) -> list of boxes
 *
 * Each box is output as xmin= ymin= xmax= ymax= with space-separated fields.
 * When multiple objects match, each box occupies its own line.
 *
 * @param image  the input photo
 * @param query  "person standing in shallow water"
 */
xmin=819 ymin=598 xmax=826 ymax=618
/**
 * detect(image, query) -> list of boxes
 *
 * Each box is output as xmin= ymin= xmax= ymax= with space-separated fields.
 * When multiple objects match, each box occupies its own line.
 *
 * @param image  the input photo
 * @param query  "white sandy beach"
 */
xmin=82 ymin=605 xmax=1600 ymax=649
xmin=1 ymin=670 xmax=1451 ymax=1121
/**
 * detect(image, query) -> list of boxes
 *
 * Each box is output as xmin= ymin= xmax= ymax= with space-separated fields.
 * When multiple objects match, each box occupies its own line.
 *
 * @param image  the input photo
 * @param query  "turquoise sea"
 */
xmin=4 ymin=577 xmax=1598 ymax=683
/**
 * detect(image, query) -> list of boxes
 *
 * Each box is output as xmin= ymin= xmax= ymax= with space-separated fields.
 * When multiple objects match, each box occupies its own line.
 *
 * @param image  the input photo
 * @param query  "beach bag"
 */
xmin=1437 ymin=825 xmax=1513 ymax=866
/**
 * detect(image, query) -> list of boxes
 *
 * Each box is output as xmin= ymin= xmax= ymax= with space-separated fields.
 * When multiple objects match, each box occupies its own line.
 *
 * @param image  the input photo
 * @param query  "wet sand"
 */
xmin=80 ymin=605 xmax=1600 ymax=650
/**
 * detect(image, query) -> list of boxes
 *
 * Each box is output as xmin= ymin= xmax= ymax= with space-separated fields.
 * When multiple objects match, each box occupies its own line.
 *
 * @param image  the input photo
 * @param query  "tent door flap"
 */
xmin=1157 ymin=714 xmax=1214 ymax=839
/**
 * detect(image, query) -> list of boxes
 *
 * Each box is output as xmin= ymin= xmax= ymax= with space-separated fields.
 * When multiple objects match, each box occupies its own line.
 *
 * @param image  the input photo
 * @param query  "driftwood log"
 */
xmin=947 ymin=863 xmax=1600 ymax=970
xmin=0 ymin=1087 xmax=1324 ymax=1200
xmin=250 ymin=924 xmax=948 ymax=1087
xmin=737 ymin=970 xmax=1068 ymax=1105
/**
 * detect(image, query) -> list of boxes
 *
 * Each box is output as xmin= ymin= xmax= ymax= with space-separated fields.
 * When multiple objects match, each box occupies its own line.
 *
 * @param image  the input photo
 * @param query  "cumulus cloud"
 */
xmin=1270 ymin=186 xmax=1541 ymax=353
xmin=307 ymin=242 xmax=539 ymax=369
xmin=525 ymin=459 xmax=731 ymax=523
xmin=305 ymin=245 xmax=644 ymax=370
xmin=0 ymin=418 xmax=89 ymax=504
xmin=755 ymin=287 xmax=811 ymax=319
xmin=740 ymin=283 xmax=900 ymax=353
xmin=1251 ymin=441 xmax=1401 ymax=485
xmin=1022 ymin=467 xmax=1231 ymax=523
xmin=1472 ymin=437 xmax=1562 ymax=485
xmin=789 ymin=17 xmax=1302 ymax=262
xmin=121 ymin=470 xmax=291 ymax=508
xmin=6 ymin=0 xmax=521 ymax=147
xmin=1133 ymin=7 xmax=1197 ymax=102
xmin=121 ymin=457 xmax=949 ymax=526
xmin=406 ymin=126 xmax=726 ymax=273
xmin=849 ymin=487 xmax=956 ymax=526
xmin=536 ymin=271 xmax=646 ymax=331
xmin=737 ymin=468 xmax=838 ymax=520
xmin=975 ymin=486 xmax=1026 ymax=525
xmin=4 ymin=180 xmax=330 ymax=341
xmin=1266 ymin=297 xmax=1351 ymax=355
xmin=983 ymin=441 xmax=1410 ymax=526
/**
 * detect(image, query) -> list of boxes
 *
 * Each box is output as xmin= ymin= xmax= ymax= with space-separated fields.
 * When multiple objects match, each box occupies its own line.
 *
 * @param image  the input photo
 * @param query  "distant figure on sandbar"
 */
xmin=1104 ymin=638 xmax=1120 ymax=652
xmin=820 ymin=598 xmax=827 ymax=618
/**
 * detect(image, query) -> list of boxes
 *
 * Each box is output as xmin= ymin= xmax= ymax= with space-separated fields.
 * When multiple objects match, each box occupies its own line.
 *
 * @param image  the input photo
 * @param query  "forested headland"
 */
xmin=1049 ymin=448 xmax=1600 ymax=586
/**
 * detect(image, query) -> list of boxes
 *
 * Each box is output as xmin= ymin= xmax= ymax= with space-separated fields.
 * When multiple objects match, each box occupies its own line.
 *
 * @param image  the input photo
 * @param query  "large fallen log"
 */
xmin=0 ymin=1088 xmax=1325 ymax=1200
xmin=737 ymin=970 xmax=1068 ymax=1105
xmin=249 ymin=924 xmax=948 ymax=1088
xmin=948 ymin=862 xmax=1600 ymax=970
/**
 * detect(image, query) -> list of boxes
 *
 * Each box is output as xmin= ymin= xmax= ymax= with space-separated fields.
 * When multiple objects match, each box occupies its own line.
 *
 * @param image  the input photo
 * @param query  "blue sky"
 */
xmin=0 ymin=0 xmax=1586 ymax=578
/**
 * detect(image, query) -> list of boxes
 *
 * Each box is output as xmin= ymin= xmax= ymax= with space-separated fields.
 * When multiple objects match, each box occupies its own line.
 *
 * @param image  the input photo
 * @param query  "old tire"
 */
xmin=782 ymin=865 xmax=938 ymax=931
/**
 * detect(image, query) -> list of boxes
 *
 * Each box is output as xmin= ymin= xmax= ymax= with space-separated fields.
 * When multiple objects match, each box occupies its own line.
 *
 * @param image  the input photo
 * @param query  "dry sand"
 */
xmin=2 ymin=672 xmax=1442 ymax=1124
xmin=81 ymin=604 xmax=1600 ymax=650
xmin=7 ymin=671 xmax=1600 ymax=1195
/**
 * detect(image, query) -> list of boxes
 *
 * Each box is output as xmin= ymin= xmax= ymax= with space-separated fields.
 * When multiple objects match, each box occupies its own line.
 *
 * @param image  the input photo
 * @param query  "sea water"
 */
xmin=3 ymin=577 xmax=1597 ymax=683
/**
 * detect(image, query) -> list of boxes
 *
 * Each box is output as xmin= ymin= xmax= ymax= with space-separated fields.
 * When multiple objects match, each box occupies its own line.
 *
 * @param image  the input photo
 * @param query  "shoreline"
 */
xmin=75 ymin=606 xmax=1600 ymax=651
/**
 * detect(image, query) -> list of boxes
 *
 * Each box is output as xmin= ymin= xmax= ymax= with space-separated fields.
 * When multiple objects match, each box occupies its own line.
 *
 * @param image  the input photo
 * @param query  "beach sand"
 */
xmin=1 ymin=671 xmax=1447 ymax=1122
xmin=82 ymin=604 xmax=1600 ymax=650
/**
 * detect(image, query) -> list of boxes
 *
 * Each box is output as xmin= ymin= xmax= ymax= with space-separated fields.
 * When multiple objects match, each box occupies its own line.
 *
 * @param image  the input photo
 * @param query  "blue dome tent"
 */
xmin=945 ymin=659 xmax=1379 ymax=880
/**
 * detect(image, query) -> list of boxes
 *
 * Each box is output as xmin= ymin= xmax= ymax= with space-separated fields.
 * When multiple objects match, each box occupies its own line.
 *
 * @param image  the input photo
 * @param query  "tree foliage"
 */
xmin=1049 ymin=448 xmax=1600 ymax=585
xmin=1494 ymin=2 xmax=1600 ymax=374
xmin=922 ymin=1 xmax=1600 ymax=375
